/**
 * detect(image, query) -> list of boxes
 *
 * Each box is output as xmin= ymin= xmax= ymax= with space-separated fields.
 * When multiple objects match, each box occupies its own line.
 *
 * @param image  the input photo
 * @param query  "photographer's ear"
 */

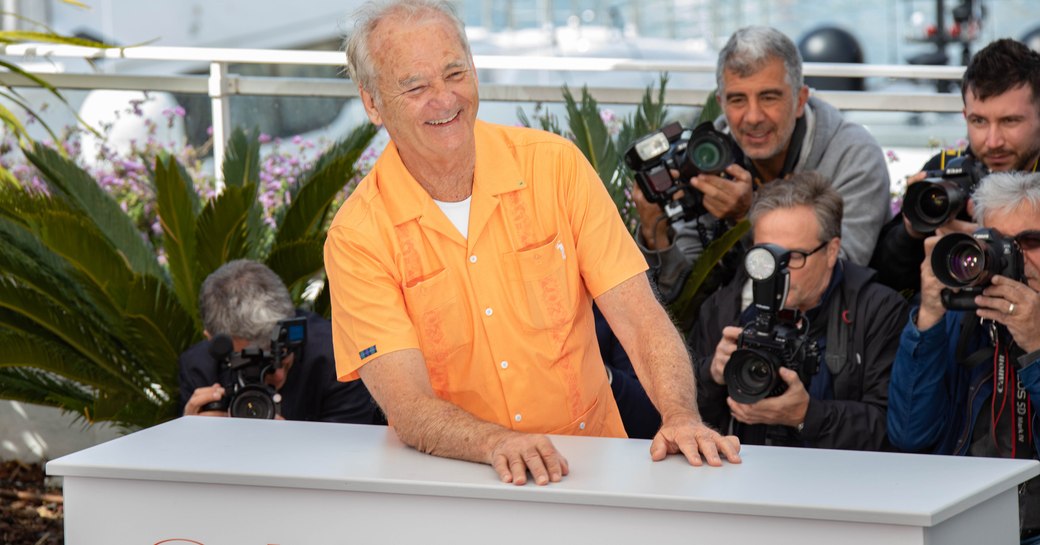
xmin=826 ymin=237 xmax=841 ymax=267
xmin=203 ymin=330 xmax=211 ymax=340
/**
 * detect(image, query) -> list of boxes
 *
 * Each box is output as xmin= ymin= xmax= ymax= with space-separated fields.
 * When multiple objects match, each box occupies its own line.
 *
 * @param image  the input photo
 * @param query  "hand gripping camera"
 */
xmin=930 ymin=227 xmax=1024 ymax=310
xmin=202 ymin=316 xmax=307 ymax=419
xmin=902 ymin=156 xmax=989 ymax=234
xmin=623 ymin=121 xmax=737 ymax=222
xmin=725 ymin=244 xmax=821 ymax=404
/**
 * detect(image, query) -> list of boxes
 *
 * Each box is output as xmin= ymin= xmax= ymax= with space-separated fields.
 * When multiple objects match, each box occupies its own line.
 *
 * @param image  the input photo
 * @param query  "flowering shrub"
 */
xmin=1 ymin=94 xmax=379 ymax=251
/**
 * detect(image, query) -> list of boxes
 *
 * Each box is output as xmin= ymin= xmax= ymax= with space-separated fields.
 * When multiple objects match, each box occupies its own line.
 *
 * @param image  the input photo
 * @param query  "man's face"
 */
xmin=983 ymin=203 xmax=1040 ymax=292
xmin=752 ymin=205 xmax=840 ymax=312
xmin=964 ymin=84 xmax=1040 ymax=172
xmin=359 ymin=11 xmax=479 ymax=169
xmin=719 ymin=56 xmax=809 ymax=162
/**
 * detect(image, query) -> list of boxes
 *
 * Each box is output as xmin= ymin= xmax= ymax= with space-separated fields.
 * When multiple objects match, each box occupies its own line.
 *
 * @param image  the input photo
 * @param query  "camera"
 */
xmin=930 ymin=228 xmax=1024 ymax=310
xmin=902 ymin=156 xmax=988 ymax=234
xmin=202 ymin=316 xmax=307 ymax=418
xmin=724 ymin=244 xmax=821 ymax=404
xmin=623 ymin=121 xmax=736 ymax=222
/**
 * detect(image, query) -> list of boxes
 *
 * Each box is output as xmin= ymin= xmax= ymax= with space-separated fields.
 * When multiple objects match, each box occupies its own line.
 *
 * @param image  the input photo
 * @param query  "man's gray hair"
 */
xmin=716 ymin=26 xmax=803 ymax=95
xmin=199 ymin=259 xmax=295 ymax=347
xmin=343 ymin=0 xmax=471 ymax=100
xmin=749 ymin=171 xmax=843 ymax=242
xmin=972 ymin=171 xmax=1040 ymax=223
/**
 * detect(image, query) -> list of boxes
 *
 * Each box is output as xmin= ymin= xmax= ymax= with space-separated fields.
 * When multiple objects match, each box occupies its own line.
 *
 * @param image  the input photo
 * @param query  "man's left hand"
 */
xmin=976 ymin=275 xmax=1040 ymax=353
xmin=650 ymin=416 xmax=741 ymax=466
xmin=727 ymin=367 xmax=810 ymax=428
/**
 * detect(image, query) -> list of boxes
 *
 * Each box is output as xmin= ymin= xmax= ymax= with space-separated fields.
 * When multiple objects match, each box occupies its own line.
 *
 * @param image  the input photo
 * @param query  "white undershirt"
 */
xmin=433 ymin=196 xmax=472 ymax=239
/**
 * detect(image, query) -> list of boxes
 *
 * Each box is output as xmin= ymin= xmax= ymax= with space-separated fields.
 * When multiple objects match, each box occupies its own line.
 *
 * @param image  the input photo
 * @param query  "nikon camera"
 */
xmin=623 ymin=121 xmax=736 ymax=222
xmin=930 ymin=228 xmax=1024 ymax=310
xmin=725 ymin=244 xmax=821 ymax=404
xmin=202 ymin=316 xmax=307 ymax=419
xmin=902 ymin=156 xmax=989 ymax=234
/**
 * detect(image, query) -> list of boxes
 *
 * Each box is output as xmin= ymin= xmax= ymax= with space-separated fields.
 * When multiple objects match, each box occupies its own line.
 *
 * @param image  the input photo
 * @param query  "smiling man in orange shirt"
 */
xmin=325 ymin=0 xmax=740 ymax=486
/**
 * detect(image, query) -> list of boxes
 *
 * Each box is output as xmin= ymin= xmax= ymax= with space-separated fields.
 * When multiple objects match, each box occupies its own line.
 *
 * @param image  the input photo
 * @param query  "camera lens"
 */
xmin=726 ymin=348 xmax=778 ymax=404
xmin=916 ymin=186 xmax=950 ymax=221
xmin=229 ymin=385 xmax=277 ymax=419
xmin=946 ymin=241 xmax=984 ymax=284
xmin=689 ymin=140 xmax=722 ymax=171
xmin=932 ymin=232 xmax=995 ymax=288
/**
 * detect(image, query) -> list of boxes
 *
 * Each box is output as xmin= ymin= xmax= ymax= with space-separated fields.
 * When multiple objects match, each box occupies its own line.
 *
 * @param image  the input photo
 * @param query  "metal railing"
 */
xmin=0 ymin=43 xmax=967 ymax=183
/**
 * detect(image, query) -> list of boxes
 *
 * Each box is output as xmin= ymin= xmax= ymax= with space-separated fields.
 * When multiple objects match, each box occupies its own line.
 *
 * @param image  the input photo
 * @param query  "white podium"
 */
xmin=48 ymin=417 xmax=1038 ymax=545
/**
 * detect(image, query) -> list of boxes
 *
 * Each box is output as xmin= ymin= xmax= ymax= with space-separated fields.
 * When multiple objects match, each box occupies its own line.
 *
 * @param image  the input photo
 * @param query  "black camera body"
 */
xmin=203 ymin=316 xmax=307 ymax=419
xmin=623 ymin=121 xmax=736 ymax=222
xmin=726 ymin=309 xmax=821 ymax=404
xmin=902 ymin=156 xmax=988 ymax=234
xmin=724 ymin=244 xmax=820 ymax=404
xmin=931 ymin=227 xmax=1024 ymax=310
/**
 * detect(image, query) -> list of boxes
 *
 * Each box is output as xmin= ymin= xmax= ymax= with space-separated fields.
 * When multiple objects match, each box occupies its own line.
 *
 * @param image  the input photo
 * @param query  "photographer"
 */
xmin=636 ymin=26 xmax=890 ymax=301
xmin=691 ymin=172 xmax=907 ymax=450
xmin=871 ymin=38 xmax=1040 ymax=293
xmin=179 ymin=259 xmax=385 ymax=424
xmin=887 ymin=171 xmax=1040 ymax=542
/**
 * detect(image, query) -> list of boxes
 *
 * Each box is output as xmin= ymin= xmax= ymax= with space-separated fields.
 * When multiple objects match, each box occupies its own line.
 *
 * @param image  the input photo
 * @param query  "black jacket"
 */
xmin=690 ymin=260 xmax=908 ymax=450
xmin=178 ymin=310 xmax=386 ymax=424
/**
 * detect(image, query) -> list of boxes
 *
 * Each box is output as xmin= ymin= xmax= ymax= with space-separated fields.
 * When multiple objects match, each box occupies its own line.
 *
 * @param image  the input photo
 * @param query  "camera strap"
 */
xmin=823 ymin=286 xmax=849 ymax=376
xmin=991 ymin=330 xmax=1034 ymax=459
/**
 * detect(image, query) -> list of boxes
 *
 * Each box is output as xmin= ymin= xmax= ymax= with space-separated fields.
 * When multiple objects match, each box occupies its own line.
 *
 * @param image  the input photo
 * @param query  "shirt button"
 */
xmin=469 ymin=255 xmax=477 ymax=263
xmin=579 ymin=422 xmax=586 ymax=430
xmin=514 ymin=413 xmax=522 ymax=422
xmin=485 ymin=308 xmax=493 ymax=316
xmin=500 ymin=361 xmax=509 ymax=369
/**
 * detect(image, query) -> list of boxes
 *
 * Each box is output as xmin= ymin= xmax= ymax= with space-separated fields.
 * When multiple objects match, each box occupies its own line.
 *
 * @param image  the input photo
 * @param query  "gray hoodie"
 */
xmin=638 ymin=95 xmax=891 ymax=299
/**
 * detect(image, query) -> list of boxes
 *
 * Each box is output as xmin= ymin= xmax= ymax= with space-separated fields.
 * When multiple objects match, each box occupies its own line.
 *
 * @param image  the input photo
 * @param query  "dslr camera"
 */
xmin=930 ymin=227 xmax=1024 ymax=310
xmin=902 ymin=156 xmax=989 ymax=234
xmin=725 ymin=244 xmax=821 ymax=404
xmin=202 ymin=316 xmax=307 ymax=419
xmin=623 ymin=121 xmax=737 ymax=222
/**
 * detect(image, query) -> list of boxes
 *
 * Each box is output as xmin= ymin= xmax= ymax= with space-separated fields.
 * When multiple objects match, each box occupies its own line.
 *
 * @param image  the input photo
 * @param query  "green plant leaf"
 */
xmin=23 ymin=142 xmax=163 ymax=279
xmin=667 ymin=219 xmax=750 ymax=330
xmin=276 ymin=122 xmax=377 ymax=246
xmin=265 ymin=237 xmax=326 ymax=293
xmin=222 ymin=127 xmax=261 ymax=189
xmin=194 ymin=183 xmax=256 ymax=278
xmin=155 ymin=155 xmax=201 ymax=323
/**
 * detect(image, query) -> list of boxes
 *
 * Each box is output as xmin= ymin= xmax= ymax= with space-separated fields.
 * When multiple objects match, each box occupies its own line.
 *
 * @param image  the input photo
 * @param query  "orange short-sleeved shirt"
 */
xmin=324 ymin=121 xmax=648 ymax=437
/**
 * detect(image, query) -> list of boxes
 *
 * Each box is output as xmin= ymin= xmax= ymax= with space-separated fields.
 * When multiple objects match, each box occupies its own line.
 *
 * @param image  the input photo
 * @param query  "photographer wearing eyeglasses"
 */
xmin=179 ymin=259 xmax=385 ymax=425
xmin=690 ymin=172 xmax=908 ymax=450
xmin=888 ymin=171 xmax=1040 ymax=543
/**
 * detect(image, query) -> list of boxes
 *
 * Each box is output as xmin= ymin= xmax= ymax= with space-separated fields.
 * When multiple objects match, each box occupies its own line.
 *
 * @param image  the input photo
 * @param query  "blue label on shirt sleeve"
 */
xmin=359 ymin=345 xmax=378 ymax=360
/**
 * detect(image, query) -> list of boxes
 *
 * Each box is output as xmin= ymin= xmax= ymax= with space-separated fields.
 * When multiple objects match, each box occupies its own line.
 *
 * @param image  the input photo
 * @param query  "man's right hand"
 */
xmin=633 ymin=185 xmax=671 ymax=250
xmin=710 ymin=326 xmax=743 ymax=385
xmin=183 ymin=383 xmax=228 ymax=416
xmin=488 ymin=430 xmax=569 ymax=486
xmin=916 ymin=235 xmax=948 ymax=331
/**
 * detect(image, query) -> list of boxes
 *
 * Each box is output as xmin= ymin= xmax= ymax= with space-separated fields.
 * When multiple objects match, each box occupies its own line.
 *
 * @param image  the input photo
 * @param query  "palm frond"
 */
xmin=276 ymin=123 xmax=378 ymax=246
xmin=154 ymin=155 xmax=201 ymax=321
xmin=23 ymin=142 xmax=163 ymax=279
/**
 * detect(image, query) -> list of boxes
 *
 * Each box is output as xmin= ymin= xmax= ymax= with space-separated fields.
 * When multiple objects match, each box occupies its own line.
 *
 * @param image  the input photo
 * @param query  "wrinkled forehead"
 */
xmin=983 ymin=201 xmax=1040 ymax=235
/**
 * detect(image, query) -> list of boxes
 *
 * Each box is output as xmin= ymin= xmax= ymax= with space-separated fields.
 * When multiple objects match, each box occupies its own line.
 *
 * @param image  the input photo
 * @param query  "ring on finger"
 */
xmin=1008 ymin=303 xmax=1016 ymax=315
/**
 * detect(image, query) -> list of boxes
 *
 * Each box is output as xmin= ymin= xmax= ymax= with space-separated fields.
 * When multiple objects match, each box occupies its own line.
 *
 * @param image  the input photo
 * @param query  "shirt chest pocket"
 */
xmin=402 ymin=268 xmax=471 ymax=363
xmin=510 ymin=233 xmax=579 ymax=331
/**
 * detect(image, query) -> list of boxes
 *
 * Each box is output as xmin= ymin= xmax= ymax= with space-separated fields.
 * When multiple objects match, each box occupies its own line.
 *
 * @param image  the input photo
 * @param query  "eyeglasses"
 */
xmin=787 ymin=240 xmax=829 ymax=269
xmin=1014 ymin=230 xmax=1040 ymax=251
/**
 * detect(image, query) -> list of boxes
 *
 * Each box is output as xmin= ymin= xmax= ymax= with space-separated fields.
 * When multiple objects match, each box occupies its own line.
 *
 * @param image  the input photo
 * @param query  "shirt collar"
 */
xmin=375 ymin=120 xmax=527 ymax=226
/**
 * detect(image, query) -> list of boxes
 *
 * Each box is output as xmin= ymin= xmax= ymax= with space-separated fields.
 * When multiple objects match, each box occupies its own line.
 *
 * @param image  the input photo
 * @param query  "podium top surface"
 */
xmin=47 ymin=417 xmax=1038 ymax=527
